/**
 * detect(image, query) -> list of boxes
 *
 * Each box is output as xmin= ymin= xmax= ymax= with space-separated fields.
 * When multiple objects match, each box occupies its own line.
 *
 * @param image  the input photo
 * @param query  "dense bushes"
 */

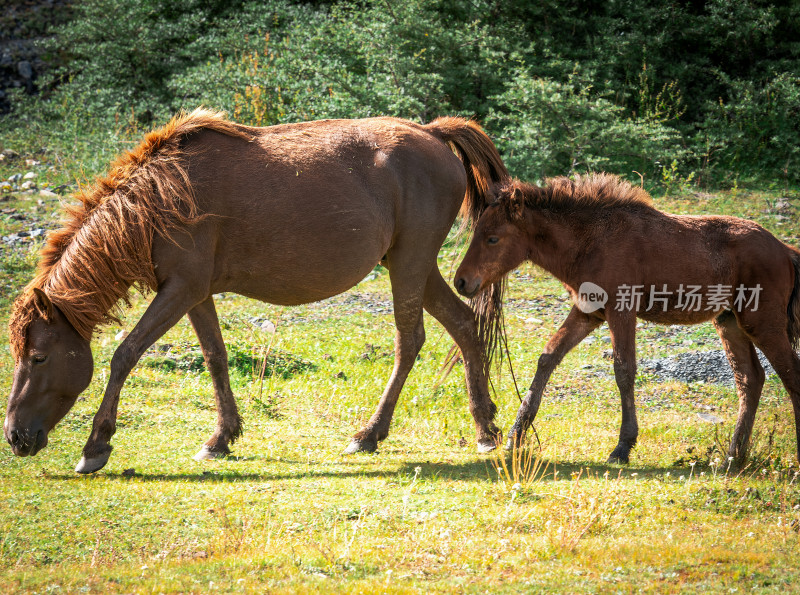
xmin=3 ymin=0 xmax=799 ymax=187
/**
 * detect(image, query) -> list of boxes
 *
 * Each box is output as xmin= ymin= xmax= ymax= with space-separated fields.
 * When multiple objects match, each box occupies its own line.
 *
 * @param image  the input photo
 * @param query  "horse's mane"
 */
xmin=8 ymin=108 xmax=253 ymax=357
xmin=500 ymin=173 xmax=653 ymax=214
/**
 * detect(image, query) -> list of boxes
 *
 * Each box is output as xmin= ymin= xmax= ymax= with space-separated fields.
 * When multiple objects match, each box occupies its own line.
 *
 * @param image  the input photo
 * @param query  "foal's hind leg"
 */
xmin=187 ymin=297 xmax=243 ymax=461
xmin=344 ymin=260 xmax=428 ymax=454
xmin=421 ymin=267 xmax=500 ymax=452
xmin=749 ymin=328 xmax=800 ymax=464
xmin=713 ymin=310 xmax=765 ymax=464
xmin=606 ymin=312 xmax=638 ymax=464
xmin=506 ymin=306 xmax=602 ymax=449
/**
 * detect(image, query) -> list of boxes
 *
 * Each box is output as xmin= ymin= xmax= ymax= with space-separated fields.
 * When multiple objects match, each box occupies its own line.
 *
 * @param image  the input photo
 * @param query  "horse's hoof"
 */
xmin=477 ymin=440 xmax=497 ymax=454
xmin=193 ymin=446 xmax=228 ymax=461
xmin=75 ymin=453 xmax=110 ymax=474
xmin=343 ymin=438 xmax=377 ymax=454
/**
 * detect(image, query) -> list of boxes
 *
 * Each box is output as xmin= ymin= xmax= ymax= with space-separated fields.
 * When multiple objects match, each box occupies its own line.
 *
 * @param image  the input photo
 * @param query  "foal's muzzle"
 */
xmin=455 ymin=276 xmax=482 ymax=298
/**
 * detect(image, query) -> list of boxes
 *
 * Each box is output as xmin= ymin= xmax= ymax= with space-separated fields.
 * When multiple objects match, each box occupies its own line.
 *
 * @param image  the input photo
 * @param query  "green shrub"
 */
xmin=487 ymin=68 xmax=687 ymax=182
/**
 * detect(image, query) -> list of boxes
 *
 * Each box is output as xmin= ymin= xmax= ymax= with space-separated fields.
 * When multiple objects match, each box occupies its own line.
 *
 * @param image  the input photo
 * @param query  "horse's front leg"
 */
xmin=507 ymin=306 xmax=602 ymax=449
xmin=75 ymin=282 xmax=207 ymax=474
xmin=606 ymin=312 xmax=638 ymax=464
xmin=187 ymin=297 xmax=242 ymax=461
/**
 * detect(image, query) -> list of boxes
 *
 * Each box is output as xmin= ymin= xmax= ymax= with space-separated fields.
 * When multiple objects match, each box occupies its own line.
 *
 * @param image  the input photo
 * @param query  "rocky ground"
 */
xmin=640 ymin=349 xmax=775 ymax=387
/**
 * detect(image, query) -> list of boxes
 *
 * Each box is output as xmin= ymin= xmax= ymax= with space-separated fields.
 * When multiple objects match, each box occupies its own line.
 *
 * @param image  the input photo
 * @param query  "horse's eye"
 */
xmin=32 ymin=354 xmax=47 ymax=364
xmin=487 ymin=236 xmax=500 ymax=245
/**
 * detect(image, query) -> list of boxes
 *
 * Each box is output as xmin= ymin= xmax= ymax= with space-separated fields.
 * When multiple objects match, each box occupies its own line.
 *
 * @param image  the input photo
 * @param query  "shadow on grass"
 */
xmin=46 ymin=455 xmax=682 ymax=483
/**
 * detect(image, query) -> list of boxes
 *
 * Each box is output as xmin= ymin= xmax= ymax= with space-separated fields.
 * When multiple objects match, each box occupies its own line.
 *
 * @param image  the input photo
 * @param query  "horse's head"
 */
xmin=5 ymin=289 xmax=93 ymax=456
xmin=455 ymin=186 xmax=529 ymax=298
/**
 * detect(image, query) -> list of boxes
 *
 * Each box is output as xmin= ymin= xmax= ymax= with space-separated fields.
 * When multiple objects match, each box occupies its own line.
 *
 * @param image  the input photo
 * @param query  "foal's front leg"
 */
xmin=606 ymin=312 xmax=638 ymax=464
xmin=507 ymin=306 xmax=602 ymax=448
xmin=75 ymin=281 xmax=206 ymax=474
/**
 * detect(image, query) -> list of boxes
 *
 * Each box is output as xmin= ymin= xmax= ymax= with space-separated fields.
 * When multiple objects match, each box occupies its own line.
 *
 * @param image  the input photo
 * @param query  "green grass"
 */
xmin=2 ymin=140 xmax=800 ymax=592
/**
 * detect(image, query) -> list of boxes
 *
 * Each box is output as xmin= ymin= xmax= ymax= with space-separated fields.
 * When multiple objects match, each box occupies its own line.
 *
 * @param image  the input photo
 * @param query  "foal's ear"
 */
xmin=508 ymin=187 xmax=524 ymax=220
xmin=32 ymin=288 xmax=54 ymax=320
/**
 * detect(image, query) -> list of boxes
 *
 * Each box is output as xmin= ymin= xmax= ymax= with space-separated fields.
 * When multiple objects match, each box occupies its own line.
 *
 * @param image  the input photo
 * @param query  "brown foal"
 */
xmin=455 ymin=174 xmax=800 ymax=464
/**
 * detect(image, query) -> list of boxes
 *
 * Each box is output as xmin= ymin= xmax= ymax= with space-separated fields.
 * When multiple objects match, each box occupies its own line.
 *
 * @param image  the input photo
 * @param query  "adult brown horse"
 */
xmin=5 ymin=108 xmax=508 ymax=474
xmin=455 ymin=173 xmax=800 ymax=465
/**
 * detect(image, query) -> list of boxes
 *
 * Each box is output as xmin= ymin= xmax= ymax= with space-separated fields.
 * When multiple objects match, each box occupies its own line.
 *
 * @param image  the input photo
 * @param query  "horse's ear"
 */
xmin=32 ymin=288 xmax=54 ymax=320
xmin=508 ymin=187 xmax=524 ymax=220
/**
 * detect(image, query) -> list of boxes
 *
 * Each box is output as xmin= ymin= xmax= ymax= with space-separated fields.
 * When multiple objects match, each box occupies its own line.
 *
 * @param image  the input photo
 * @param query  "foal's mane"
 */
xmin=501 ymin=172 xmax=653 ymax=214
xmin=9 ymin=108 xmax=252 ymax=357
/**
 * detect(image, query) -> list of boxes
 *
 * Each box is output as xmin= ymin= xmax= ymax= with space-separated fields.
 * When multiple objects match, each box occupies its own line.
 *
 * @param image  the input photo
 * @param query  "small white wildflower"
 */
xmin=511 ymin=483 xmax=522 ymax=491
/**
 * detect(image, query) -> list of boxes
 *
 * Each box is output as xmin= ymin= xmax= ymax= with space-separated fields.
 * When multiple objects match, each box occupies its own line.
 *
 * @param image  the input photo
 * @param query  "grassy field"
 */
xmin=2 ymin=145 xmax=800 ymax=593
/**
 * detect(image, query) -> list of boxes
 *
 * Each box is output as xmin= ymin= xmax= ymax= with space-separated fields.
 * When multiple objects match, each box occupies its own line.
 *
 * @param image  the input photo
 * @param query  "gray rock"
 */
xmin=17 ymin=61 xmax=32 ymax=79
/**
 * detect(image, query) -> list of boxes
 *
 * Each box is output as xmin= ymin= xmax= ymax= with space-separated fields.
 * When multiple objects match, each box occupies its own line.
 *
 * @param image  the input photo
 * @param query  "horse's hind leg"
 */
xmin=187 ymin=297 xmax=242 ymax=461
xmin=421 ymin=267 xmax=500 ymax=452
xmin=713 ymin=310 xmax=765 ymax=464
xmin=507 ymin=306 xmax=602 ymax=449
xmin=606 ymin=313 xmax=638 ymax=464
xmin=345 ymin=300 xmax=425 ymax=454
xmin=345 ymin=250 xmax=431 ymax=454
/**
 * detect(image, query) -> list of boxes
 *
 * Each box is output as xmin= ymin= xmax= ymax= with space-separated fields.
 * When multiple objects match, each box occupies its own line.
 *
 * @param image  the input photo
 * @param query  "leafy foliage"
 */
xmin=3 ymin=0 xmax=799 ymax=187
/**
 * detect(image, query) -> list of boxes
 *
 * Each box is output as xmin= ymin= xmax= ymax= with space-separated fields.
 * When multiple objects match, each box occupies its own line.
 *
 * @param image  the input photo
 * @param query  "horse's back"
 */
xmin=166 ymin=118 xmax=467 ymax=304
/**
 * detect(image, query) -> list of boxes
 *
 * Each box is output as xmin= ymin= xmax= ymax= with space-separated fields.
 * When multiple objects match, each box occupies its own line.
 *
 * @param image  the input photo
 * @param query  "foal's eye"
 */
xmin=32 ymin=354 xmax=47 ymax=364
xmin=487 ymin=236 xmax=500 ymax=245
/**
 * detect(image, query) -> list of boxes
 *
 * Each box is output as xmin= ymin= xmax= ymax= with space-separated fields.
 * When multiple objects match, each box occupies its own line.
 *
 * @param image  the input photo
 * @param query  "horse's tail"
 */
xmin=787 ymin=248 xmax=800 ymax=350
xmin=423 ymin=117 xmax=509 ymax=230
xmin=423 ymin=117 xmax=510 ymax=374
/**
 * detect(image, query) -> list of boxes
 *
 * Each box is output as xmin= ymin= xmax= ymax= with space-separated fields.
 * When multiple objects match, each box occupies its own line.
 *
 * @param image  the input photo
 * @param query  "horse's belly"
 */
xmin=224 ymin=255 xmax=384 ymax=306
xmin=212 ymin=215 xmax=390 ymax=305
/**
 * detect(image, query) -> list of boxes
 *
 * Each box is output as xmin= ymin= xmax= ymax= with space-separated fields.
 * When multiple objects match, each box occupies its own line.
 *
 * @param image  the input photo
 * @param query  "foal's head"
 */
xmin=5 ymin=289 xmax=93 ymax=456
xmin=455 ymin=185 xmax=528 ymax=298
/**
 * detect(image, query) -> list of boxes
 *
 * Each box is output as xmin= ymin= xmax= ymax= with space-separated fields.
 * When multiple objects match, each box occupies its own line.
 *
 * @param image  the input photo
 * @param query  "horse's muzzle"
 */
xmin=4 ymin=424 xmax=47 ymax=457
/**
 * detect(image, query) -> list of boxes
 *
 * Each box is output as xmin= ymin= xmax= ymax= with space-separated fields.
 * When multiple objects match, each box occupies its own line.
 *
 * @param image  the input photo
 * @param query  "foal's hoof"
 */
xmin=193 ymin=446 xmax=228 ymax=461
xmin=607 ymin=449 xmax=630 ymax=465
xmin=477 ymin=439 xmax=498 ymax=454
xmin=343 ymin=438 xmax=377 ymax=454
xmin=75 ymin=453 xmax=111 ymax=474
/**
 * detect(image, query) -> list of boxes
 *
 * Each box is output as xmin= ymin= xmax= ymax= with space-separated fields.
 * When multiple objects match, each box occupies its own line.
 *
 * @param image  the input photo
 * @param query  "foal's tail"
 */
xmin=787 ymin=249 xmax=800 ymax=350
xmin=423 ymin=117 xmax=510 ymax=373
